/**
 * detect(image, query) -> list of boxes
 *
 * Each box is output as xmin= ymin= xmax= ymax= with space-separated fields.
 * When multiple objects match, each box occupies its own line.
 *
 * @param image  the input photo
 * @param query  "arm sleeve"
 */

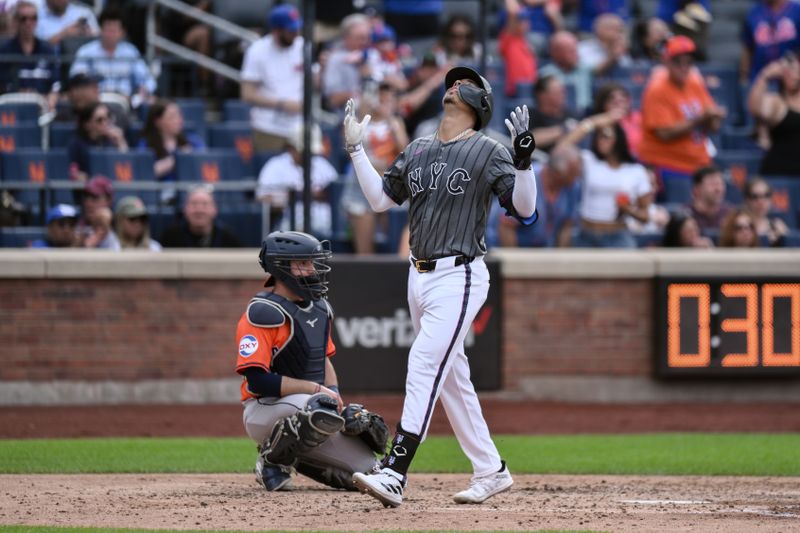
xmin=490 ymin=146 xmax=538 ymax=226
xmin=511 ymin=167 xmax=538 ymax=219
xmin=349 ymin=148 xmax=400 ymax=212
xmin=243 ymin=367 xmax=283 ymax=398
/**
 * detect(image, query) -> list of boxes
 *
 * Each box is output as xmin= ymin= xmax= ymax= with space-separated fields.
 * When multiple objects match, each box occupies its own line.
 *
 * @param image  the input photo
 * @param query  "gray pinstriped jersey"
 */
xmin=382 ymin=132 xmax=521 ymax=259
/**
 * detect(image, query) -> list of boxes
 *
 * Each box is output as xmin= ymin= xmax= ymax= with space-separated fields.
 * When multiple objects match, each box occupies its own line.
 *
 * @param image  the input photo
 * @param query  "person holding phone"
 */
xmin=36 ymin=0 xmax=98 ymax=46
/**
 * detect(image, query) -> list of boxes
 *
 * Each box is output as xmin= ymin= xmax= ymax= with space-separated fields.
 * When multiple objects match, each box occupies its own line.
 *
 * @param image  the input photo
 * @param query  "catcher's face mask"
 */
xmin=259 ymin=231 xmax=332 ymax=301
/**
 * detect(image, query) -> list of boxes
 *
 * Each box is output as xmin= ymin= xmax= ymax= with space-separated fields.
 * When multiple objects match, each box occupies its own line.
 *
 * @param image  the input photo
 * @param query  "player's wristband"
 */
xmin=346 ymin=143 xmax=363 ymax=154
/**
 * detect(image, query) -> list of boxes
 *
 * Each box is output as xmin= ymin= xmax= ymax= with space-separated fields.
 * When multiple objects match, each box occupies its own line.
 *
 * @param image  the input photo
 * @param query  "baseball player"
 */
xmin=343 ymin=66 xmax=538 ymax=507
xmin=235 ymin=231 xmax=390 ymax=491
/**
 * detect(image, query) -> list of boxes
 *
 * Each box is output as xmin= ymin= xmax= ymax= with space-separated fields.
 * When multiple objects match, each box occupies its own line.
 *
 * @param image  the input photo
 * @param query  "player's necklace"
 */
xmin=438 ymin=127 xmax=474 ymax=143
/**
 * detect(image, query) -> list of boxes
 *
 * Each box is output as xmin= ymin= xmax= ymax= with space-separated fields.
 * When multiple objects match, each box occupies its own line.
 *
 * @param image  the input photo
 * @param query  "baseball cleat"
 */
xmin=453 ymin=460 xmax=513 ymax=504
xmin=353 ymin=467 xmax=405 ymax=508
xmin=255 ymin=458 xmax=292 ymax=492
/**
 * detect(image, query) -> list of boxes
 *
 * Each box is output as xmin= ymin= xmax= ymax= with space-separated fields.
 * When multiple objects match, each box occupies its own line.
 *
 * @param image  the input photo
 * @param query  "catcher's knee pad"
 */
xmin=295 ymin=461 xmax=356 ymax=491
xmin=341 ymin=403 xmax=390 ymax=454
xmin=262 ymin=393 xmax=344 ymax=466
xmin=297 ymin=393 xmax=345 ymax=447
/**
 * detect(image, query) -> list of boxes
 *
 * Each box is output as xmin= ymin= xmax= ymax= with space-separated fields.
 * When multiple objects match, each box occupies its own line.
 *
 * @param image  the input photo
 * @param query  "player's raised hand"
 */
xmin=344 ymin=98 xmax=371 ymax=151
xmin=505 ymin=105 xmax=535 ymax=170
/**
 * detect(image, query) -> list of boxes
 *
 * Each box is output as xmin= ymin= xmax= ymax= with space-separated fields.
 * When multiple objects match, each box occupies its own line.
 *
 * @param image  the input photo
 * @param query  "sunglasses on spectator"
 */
xmin=747 ymin=191 xmax=771 ymax=200
xmin=16 ymin=14 xmax=37 ymax=22
xmin=125 ymin=216 xmax=147 ymax=223
xmin=671 ymin=55 xmax=694 ymax=66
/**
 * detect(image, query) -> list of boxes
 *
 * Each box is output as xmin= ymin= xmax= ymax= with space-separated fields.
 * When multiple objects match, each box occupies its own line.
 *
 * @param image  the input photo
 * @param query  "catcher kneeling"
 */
xmin=235 ymin=231 xmax=389 ymax=491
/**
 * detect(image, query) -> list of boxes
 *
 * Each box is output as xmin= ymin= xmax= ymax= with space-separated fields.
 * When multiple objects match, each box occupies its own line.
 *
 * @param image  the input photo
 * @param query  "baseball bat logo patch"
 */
xmin=239 ymin=335 xmax=259 ymax=357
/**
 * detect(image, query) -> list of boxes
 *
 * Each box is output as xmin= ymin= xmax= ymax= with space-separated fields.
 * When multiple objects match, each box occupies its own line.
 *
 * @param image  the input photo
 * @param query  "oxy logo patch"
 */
xmin=239 ymin=335 xmax=259 ymax=357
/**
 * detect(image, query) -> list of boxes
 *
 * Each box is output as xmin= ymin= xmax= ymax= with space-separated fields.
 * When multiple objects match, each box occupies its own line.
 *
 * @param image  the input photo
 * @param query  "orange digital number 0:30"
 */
xmin=667 ymin=283 xmax=800 ymax=368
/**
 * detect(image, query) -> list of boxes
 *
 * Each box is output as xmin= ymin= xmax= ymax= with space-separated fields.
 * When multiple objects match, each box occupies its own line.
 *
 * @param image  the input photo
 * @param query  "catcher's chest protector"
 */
xmin=256 ymin=291 xmax=329 ymax=384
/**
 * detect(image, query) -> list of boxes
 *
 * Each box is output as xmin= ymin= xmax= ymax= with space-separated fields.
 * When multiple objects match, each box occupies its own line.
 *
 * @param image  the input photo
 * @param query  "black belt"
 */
xmin=411 ymin=255 xmax=474 ymax=273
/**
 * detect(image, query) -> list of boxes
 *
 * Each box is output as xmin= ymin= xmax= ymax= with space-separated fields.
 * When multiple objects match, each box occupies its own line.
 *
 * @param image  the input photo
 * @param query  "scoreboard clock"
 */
xmin=655 ymin=278 xmax=800 ymax=377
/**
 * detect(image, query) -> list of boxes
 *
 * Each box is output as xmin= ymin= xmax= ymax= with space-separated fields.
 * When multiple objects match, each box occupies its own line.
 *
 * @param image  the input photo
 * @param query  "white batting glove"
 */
xmin=344 ymin=98 xmax=371 ymax=153
xmin=504 ymin=105 xmax=535 ymax=170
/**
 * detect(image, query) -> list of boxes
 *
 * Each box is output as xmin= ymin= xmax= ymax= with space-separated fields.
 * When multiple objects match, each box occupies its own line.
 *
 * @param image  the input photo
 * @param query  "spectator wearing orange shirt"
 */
xmin=498 ymin=5 xmax=538 ymax=97
xmin=638 ymin=36 xmax=726 ymax=184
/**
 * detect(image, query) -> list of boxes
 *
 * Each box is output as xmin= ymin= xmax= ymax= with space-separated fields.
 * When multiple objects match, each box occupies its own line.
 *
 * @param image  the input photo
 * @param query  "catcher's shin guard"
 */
xmin=262 ymin=393 xmax=345 ymax=466
xmin=295 ymin=461 xmax=356 ymax=490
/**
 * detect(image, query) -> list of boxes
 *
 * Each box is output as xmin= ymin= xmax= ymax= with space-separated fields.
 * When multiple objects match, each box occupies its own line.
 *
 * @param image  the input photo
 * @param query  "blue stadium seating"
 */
xmin=49 ymin=122 xmax=74 ymax=148
xmin=762 ymin=177 xmax=800 ymax=228
xmin=0 ymin=148 xmax=71 ymax=206
xmin=208 ymin=122 xmax=255 ymax=176
xmin=0 ymin=226 xmax=46 ymax=248
xmin=88 ymin=149 xmax=158 ymax=205
xmin=222 ymin=100 xmax=251 ymax=122
xmin=175 ymin=149 xmax=250 ymax=206
xmin=662 ymin=177 xmax=692 ymax=204
xmin=0 ymin=103 xmax=41 ymax=125
xmin=0 ymin=124 xmax=41 ymax=151
xmin=715 ymin=150 xmax=763 ymax=190
xmin=217 ymin=205 xmax=263 ymax=247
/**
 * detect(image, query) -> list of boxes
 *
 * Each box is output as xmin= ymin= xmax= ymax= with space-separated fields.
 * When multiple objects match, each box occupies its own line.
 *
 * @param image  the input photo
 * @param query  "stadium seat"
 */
xmin=715 ymin=150 xmax=763 ymax=190
xmin=662 ymin=177 xmax=692 ymax=204
xmin=0 ymin=226 xmax=46 ymax=248
xmin=217 ymin=205 xmax=263 ymax=247
xmin=784 ymin=229 xmax=800 ymax=247
xmin=634 ymin=231 xmax=664 ymax=248
xmin=0 ymin=148 xmax=71 ymax=206
xmin=0 ymin=124 xmax=41 ymax=152
xmin=88 ymin=149 xmax=158 ymax=205
xmin=720 ymin=128 xmax=762 ymax=151
xmin=762 ymin=177 xmax=800 ymax=228
xmin=222 ymin=100 xmax=251 ymax=122
xmin=0 ymin=102 xmax=41 ymax=126
xmin=175 ymin=150 xmax=250 ymax=206
xmin=49 ymin=122 xmax=75 ymax=148
xmin=208 ymin=122 xmax=255 ymax=176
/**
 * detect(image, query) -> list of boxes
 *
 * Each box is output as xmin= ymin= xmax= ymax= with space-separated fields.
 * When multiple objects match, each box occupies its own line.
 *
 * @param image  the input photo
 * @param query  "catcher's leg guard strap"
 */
xmin=382 ymin=425 xmax=421 ymax=476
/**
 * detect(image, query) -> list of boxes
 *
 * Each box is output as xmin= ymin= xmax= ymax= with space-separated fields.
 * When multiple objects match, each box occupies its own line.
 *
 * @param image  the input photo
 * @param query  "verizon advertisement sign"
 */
xmin=327 ymin=258 xmax=502 ymax=392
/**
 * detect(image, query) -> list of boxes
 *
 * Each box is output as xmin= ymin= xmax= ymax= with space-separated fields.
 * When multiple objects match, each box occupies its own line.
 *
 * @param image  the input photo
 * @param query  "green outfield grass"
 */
xmin=0 ymin=434 xmax=798 ymax=476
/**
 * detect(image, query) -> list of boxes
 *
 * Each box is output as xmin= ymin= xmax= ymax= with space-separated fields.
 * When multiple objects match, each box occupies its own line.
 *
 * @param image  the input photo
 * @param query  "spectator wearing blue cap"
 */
xmin=365 ymin=23 xmax=408 ymax=92
xmin=30 ymin=204 xmax=79 ymax=248
xmin=240 ymin=4 xmax=305 ymax=152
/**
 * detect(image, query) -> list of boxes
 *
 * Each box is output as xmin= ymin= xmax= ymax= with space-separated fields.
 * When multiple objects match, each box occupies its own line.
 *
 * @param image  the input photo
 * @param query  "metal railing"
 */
xmin=145 ymin=0 xmax=261 ymax=83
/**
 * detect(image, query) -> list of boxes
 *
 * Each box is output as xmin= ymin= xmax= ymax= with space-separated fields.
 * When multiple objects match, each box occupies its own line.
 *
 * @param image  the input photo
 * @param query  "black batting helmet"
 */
xmin=445 ymin=66 xmax=493 ymax=130
xmin=258 ymin=231 xmax=332 ymax=301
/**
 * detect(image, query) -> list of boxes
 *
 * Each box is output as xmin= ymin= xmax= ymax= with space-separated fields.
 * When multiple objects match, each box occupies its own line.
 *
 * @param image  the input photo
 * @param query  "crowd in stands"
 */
xmin=0 ymin=0 xmax=799 ymax=251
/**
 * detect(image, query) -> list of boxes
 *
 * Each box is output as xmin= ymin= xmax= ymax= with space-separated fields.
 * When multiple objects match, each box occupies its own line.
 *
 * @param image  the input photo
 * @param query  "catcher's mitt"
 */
xmin=341 ymin=403 xmax=390 ymax=454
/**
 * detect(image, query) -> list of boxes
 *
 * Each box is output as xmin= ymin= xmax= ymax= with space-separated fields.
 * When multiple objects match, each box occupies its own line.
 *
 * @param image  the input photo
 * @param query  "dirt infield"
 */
xmin=2 ymin=397 xmax=800 ymax=438
xmin=1 ymin=473 xmax=799 ymax=532
xmin=2 ymin=399 xmax=799 ymax=532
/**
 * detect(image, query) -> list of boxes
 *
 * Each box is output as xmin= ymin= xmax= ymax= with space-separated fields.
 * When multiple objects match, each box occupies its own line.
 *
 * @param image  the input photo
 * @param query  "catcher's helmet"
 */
xmin=444 ymin=66 xmax=493 ymax=130
xmin=258 ymin=231 xmax=332 ymax=301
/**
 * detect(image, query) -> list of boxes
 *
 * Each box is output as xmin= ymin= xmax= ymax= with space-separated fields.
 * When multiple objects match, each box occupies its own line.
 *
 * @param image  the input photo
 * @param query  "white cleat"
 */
xmin=453 ymin=461 xmax=513 ymax=504
xmin=353 ymin=467 xmax=405 ymax=508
